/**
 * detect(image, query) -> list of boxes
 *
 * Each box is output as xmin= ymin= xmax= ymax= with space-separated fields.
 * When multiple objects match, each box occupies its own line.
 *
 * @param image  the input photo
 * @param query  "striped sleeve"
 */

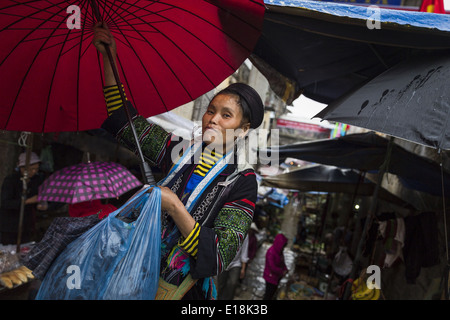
xmin=178 ymin=222 xmax=201 ymax=257
xmin=103 ymin=84 xmax=127 ymax=116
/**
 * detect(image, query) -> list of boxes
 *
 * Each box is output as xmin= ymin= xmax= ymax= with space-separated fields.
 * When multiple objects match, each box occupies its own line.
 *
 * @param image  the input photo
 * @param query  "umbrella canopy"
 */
xmin=258 ymin=132 xmax=450 ymax=197
xmin=316 ymin=53 xmax=450 ymax=150
xmin=37 ymin=161 xmax=142 ymax=204
xmin=0 ymin=0 xmax=265 ymax=132
xmin=252 ymin=0 xmax=450 ymax=104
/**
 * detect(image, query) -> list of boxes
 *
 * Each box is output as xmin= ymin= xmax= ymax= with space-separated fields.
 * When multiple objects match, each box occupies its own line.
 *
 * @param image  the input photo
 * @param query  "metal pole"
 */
xmin=90 ymin=0 xmax=155 ymax=185
xmin=439 ymin=149 xmax=449 ymax=299
xmin=342 ymin=136 xmax=394 ymax=300
xmin=17 ymin=132 xmax=33 ymax=253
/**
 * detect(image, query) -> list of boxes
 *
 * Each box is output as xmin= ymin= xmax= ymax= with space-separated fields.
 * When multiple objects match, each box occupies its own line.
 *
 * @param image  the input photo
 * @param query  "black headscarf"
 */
xmin=218 ymin=83 xmax=264 ymax=129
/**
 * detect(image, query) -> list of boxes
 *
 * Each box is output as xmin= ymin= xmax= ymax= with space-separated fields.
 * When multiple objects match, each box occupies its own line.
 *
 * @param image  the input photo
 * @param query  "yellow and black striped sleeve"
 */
xmin=103 ymin=84 xmax=127 ymax=116
xmin=178 ymin=222 xmax=201 ymax=258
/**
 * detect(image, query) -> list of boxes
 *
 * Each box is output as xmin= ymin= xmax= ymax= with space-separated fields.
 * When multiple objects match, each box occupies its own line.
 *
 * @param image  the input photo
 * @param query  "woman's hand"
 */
xmin=25 ymin=195 xmax=38 ymax=205
xmin=240 ymin=263 xmax=247 ymax=279
xmin=92 ymin=22 xmax=116 ymax=57
xmin=92 ymin=22 xmax=118 ymax=86
xmin=159 ymin=186 xmax=182 ymax=214
xmin=158 ymin=186 xmax=196 ymax=239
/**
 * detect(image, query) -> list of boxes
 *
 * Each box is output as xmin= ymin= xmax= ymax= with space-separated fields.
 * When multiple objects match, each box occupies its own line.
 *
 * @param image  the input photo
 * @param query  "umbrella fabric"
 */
xmin=38 ymin=161 xmax=142 ymax=204
xmin=0 ymin=0 xmax=265 ymax=132
xmin=258 ymin=132 xmax=450 ymax=197
xmin=316 ymin=53 xmax=450 ymax=150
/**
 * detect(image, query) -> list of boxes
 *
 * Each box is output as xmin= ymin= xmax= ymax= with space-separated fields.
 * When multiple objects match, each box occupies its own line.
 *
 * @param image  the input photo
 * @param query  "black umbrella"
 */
xmin=316 ymin=53 xmax=450 ymax=151
xmin=315 ymin=52 xmax=450 ymax=299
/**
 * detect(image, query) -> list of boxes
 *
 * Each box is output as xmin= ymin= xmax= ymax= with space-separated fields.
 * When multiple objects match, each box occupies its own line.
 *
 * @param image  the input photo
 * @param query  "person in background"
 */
xmin=262 ymin=233 xmax=288 ymax=300
xmin=0 ymin=152 xmax=45 ymax=245
xmin=218 ymin=235 xmax=250 ymax=300
xmin=247 ymin=222 xmax=259 ymax=262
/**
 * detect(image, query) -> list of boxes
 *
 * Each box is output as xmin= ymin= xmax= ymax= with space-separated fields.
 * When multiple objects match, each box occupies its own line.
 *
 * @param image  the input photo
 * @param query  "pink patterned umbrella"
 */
xmin=38 ymin=161 xmax=142 ymax=204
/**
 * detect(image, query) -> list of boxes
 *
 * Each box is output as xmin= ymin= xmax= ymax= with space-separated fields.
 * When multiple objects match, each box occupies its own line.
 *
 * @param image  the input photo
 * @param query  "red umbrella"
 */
xmin=0 ymin=0 xmax=265 ymax=133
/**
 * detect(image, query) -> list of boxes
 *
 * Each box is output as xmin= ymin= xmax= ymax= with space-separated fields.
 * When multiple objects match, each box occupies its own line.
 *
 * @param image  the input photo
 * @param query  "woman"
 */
xmin=92 ymin=23 xmax=264 ymax=300
xmin=263 ymin=233 xmax=288 ymax=300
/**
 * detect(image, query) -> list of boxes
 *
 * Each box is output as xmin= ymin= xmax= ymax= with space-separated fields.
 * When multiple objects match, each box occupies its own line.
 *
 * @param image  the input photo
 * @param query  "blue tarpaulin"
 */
xmin=264 ymin=0 xmax=450 ymax=31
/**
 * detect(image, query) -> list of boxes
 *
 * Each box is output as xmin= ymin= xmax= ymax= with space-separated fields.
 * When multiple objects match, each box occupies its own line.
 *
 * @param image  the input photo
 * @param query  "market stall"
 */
xmin=0 ymin=243 xmax=36 ymax=299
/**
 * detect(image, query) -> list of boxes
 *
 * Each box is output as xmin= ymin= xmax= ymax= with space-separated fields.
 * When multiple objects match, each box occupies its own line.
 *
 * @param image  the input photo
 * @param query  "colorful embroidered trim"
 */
xmin=155 ymin=275 xmax=197 ymax=300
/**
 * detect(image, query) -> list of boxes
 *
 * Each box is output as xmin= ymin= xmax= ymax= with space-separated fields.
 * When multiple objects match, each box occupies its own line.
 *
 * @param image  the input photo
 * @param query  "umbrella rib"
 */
xmin=0 ymin=0 xmax=69 ymax=67
xmin=99 ymin=3 xmax=178 ymax=108
xmin=97 ymin=0 xmax=145 ymax=41
xmin=76 ymin=0 xmax=95 ymax=131
xmin=41 ymin=0 xmax=92 ymax=132
xmin=129 ymin=0 xmax=263 ymax=45
xmin=2 ymin=1 xmax=74 ymax=129
xmin=47 ymin=32 xmax=87 ymax=57
xmin=158 ymin=0 xmax=261 ymax=52
xmin=0 ymin=0 xmax=69 ymax=31
xmin=100 ymin=0 xmax=263 ymax=98
xmin=101 ymin=2 xmax=226 ymax=99
xmin=107 ymin=0 xmax=171 ymax=24
xmin=42 ymin=0 xmax=67 ymax=11
xmin=41 ymin=14 xmax=77 ymax=132
xmin=109 ymin=2 xmax=236 ymax=71
xmin=100 ymin=0 xmax=136 ymax=24
xmin=0 ymin=13 xmax=63 ymax=25
xmin=32 ymin=29 xmax=94 ymax=54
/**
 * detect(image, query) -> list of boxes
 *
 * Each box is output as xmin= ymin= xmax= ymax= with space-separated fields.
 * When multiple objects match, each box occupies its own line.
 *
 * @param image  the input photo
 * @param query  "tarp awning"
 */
xmin=261 ymin=164 xmax=413 ymax=207
xmin=258 ymin=132 xmax=450 ymax=197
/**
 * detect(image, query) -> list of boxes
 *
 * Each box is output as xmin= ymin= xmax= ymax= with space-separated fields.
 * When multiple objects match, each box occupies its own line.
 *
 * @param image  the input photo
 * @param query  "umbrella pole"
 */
xmin=342 ymin=136 xmax=394 ymax=300
xmin=439 ymin=149 xmax=450 ymax=299
xmin=90 ymin=0 xmax=155 ymax=186
xmin=16 ymin=132 xmax=33 ymax=253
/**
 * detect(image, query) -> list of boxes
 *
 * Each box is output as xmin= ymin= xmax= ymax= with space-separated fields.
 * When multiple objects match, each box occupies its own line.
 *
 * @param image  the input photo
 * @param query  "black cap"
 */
xmin=222 ymin=83 xmax=264 ymax=129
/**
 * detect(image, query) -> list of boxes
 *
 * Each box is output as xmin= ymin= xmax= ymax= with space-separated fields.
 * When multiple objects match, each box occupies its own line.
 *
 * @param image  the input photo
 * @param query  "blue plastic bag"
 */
xmin=35 ymin=186 xmax=161 ymax=300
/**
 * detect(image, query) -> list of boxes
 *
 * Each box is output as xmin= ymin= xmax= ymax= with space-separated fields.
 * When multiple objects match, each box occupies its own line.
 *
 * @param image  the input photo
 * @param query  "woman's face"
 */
xmin=19 ymin=163 xmax=39 ymax=178
xmin=202 ymin=93 xmax=249 ymax=151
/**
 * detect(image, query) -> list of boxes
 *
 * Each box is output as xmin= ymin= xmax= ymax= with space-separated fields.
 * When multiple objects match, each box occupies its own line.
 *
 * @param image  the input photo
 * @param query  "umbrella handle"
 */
xmin=89 ymin=0 xmax=155 ymax=185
